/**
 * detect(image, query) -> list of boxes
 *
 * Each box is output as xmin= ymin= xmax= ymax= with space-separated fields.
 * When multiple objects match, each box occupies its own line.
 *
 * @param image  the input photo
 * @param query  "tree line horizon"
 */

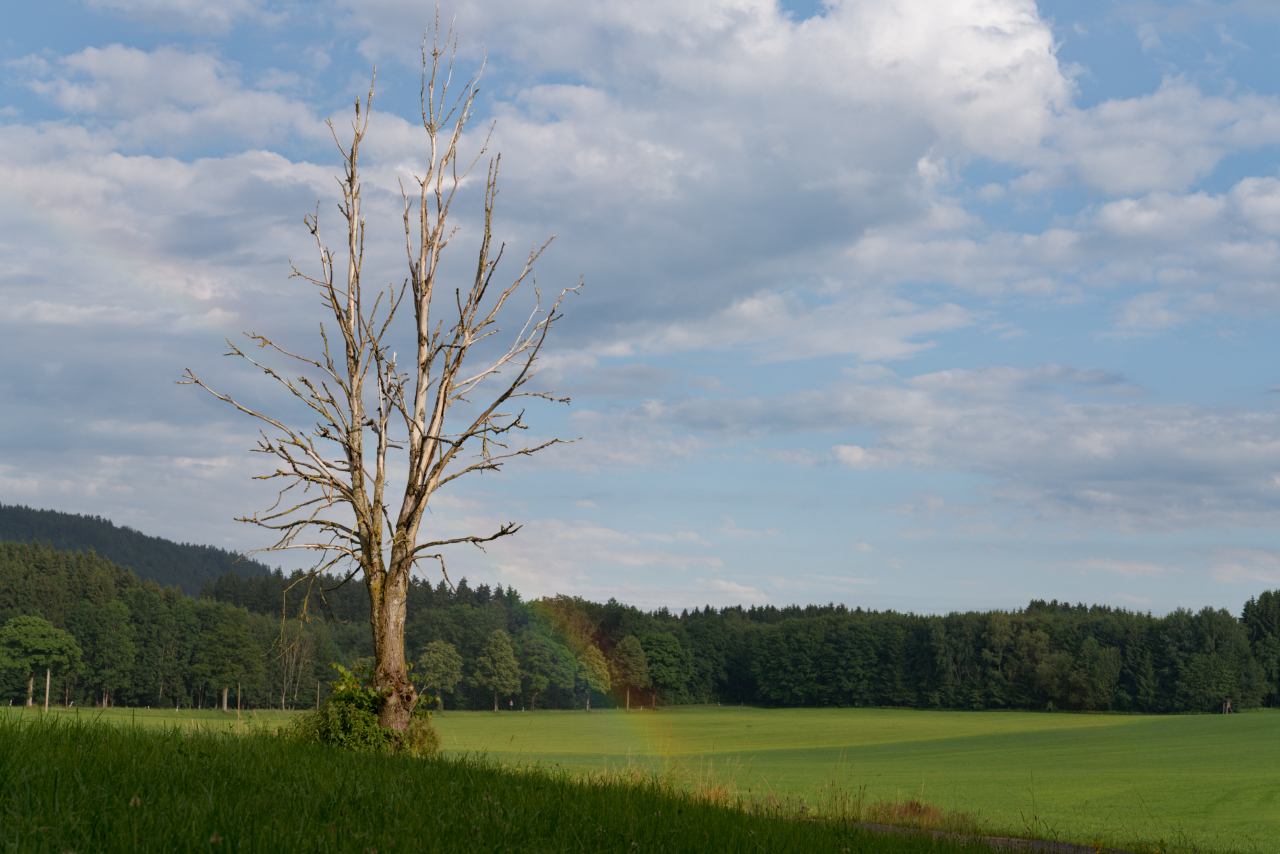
xmin=2 ymin=538 xmax=1278 ymax=715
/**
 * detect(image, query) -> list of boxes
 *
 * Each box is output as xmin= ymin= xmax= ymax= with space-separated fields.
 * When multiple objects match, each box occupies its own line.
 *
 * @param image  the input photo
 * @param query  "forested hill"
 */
xmin=0 ymin=504 xmax=270 ymax=595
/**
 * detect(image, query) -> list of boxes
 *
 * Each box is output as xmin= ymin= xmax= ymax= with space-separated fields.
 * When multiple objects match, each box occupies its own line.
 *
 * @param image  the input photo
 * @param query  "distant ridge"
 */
xmin=0 ymin=504 xmax=272 ymax=596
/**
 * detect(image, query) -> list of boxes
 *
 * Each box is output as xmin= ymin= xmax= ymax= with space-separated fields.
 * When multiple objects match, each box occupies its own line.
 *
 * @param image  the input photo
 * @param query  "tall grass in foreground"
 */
xmin=0 ymin=715 xmax=981 ymax=854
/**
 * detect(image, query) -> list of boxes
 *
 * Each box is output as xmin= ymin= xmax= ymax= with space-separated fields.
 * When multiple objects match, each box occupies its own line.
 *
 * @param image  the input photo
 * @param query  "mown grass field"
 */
xmin=17 ymin=704 xmax=1278 ymax=852
xmin=431 ymin=705 xmax=1280 ymax=853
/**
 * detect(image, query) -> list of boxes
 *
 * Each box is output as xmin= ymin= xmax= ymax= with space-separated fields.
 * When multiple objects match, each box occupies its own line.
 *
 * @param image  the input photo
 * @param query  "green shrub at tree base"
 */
xmin=284 ymin=662 xmax=439 ymax=756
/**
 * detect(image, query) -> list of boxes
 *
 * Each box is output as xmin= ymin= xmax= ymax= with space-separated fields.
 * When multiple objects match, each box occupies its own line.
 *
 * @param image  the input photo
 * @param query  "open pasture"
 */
xmin=434 ymin=705 xmax=1280 ymax=852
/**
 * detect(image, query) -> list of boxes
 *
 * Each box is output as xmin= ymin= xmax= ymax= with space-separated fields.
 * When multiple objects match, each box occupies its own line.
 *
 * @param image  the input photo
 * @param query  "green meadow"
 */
xmin=433 ymin=705 xmax=1280 ymax=852
xmin=17 ymin=704 xmax=1280 ymax=852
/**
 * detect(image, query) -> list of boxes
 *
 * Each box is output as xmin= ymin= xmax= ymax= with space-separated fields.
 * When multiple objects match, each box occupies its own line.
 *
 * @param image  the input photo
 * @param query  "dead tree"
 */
xmin=180 ymin=21 xmax=578 ymax=732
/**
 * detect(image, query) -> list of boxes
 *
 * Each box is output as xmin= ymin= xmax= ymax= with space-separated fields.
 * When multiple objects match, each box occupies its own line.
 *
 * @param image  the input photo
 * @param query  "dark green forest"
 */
xmin=3 ymin=534 xmax=1280 ymax=714
xmin=0 ymin=504 xmax=271 ymax=595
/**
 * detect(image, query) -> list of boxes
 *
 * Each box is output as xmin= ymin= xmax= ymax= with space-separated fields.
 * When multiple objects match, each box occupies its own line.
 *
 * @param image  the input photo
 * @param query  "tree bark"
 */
xmin=530 ymin=691 xmax=539 ymax=712
xmin=222 ymin=686 xmax=228 ymax=712
xmin=371 ymin=560 xmax=417 ymax=731
xmin=26 ymin=675 xmax=33 ymax=707
xmin=626 ymin=686 xmax=630 ymax=711
xmin=44 ymin=668 xmax=50 ymax=712
xmin=493 ymin=689 xmax=499 ymax=713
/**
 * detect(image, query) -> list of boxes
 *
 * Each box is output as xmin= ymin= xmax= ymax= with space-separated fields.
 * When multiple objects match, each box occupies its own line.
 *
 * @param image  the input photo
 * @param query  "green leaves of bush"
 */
xmin=283 ymin=662 xmax=438 ymax=756
xmin=328 ymin=663 xmax=388 ymax=715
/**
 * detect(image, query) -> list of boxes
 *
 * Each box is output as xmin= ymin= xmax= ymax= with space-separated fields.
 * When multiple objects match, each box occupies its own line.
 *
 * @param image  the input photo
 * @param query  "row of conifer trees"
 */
xmin=3 ymin=539 xmax=1280 ymax=713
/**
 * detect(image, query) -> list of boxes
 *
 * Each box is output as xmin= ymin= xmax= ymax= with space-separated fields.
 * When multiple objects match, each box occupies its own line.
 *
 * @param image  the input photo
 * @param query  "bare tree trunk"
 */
xmin=626 ymin=686 xmax=630 ymax=711
xmin=26 ymin=675 xmax=33 ymax=707
xmin=530 ymin=691 xmax=539 ymax=712
xmin=44 ymin=668 xmax=50 ymax=712
xmin=222 ymin=686 xmax=228 ymax=712
xmin=372 ymin=563 xmax=416 ymax=730
xmin=586 ymin=692 xmax=591 ymax=713
xmin=493 ymin=690 xmax=498 ymax=713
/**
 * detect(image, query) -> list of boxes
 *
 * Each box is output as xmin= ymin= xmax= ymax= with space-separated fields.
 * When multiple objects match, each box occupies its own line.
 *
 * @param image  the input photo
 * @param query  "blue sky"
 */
xmin=4 ymin=0 xmax=1280 ymax=614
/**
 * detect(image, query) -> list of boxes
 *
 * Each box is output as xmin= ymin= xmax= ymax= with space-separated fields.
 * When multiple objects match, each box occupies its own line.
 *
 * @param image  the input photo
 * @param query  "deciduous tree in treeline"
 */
xmin=475 ymin=630 xmax=520 ymax=712
xmin=1035 ymin=636 xmax=1122 ymax=711
xmin=641 ymin=632 xmax=693 ymax=709
xmin=416 ymin=640 xmax=463 ymax=711
xmin=71 ymin=600 xmax=135 ymax=708
xmin=518 ymin=628 xmax=575 ymax=711
xmin=179 ymin=18 xmax=578 ymax=733
xmin=273 ymin=619 xmax=315 ymax=710
xmin=613 ymin=635 xmax=649 ymax=711
xmin=576 ymin=644 xmax=610 ymax=712
xmin=1243 ymin=590 xmax=1280 ymax=707
xmin=192 ymin=608 xmax=264 ymax=711
xmin=0 ymin=615 xmax=81 ymax=707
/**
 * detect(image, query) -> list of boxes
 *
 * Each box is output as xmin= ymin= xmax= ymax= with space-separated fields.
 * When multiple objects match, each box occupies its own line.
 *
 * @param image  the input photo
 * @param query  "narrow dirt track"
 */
xmin=854 ymin=822 xmax=1129 ymax=853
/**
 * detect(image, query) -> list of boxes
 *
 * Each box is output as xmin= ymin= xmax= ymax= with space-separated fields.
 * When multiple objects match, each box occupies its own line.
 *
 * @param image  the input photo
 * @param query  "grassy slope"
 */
xmin=0 ymin=714 xmax=967 ymax=854
xmin=432 ymin=705 xmax=1280 ymax=852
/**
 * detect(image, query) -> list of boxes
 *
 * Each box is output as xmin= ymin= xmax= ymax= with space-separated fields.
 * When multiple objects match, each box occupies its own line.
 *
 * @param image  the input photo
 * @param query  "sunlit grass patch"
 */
xmin=433 ymin=705 xmax=1280 ymax=853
